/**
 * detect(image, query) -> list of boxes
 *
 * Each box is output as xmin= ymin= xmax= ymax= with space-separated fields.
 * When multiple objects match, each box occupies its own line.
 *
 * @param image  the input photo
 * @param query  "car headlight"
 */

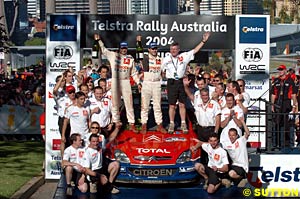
xmin=114 ymin=149 xmax=130 ymax=163
xmin=176 ymin=150 xmax=191 ymax=164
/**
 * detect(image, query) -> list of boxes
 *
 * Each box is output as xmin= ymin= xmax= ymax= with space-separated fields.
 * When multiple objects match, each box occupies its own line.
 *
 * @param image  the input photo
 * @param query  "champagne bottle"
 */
xmin=92 ymin=39 xmax=99 ymax=59
xmin=136 ymin=36 xmax=144 ymax=61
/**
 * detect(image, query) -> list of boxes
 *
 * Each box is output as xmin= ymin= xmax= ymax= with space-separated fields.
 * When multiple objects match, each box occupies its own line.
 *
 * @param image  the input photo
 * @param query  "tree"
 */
xmin=290 ymin=0 xmax=300 ymax=24
xmin=263 ymin=0 xmax=276 ymax=24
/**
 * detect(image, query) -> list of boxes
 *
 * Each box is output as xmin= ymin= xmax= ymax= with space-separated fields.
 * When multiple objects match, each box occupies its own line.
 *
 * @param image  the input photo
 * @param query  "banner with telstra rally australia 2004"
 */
xmin=81 ymin=15 xmax=235 ymax=50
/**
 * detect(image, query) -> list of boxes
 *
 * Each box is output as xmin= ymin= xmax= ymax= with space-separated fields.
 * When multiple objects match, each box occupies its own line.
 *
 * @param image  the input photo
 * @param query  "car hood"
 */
xmin=108 ymin=130 xmax=200 ymax=165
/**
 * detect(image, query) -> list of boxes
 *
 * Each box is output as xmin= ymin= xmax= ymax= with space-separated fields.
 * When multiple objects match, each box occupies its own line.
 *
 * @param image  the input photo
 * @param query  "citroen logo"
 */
xmin=144 ymin=135 xmax=161 ymax=142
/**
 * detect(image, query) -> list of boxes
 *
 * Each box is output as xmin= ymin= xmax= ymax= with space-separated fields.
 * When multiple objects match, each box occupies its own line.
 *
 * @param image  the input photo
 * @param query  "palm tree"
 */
xmin=279 ymin=6 xmax=289 ymax=23
xmin=263 ymin=0 xmax=276 ymax=24
xmin=290 ymin=0 xmax=300 ymax=24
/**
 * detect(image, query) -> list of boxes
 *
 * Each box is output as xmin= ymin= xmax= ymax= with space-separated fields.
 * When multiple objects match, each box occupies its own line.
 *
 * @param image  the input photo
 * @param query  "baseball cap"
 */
xmin=277 ymin=65 xmax=287 ymax=70
xmin=66 ymin=85 xmax=75 ymax=93
xmin=120 ymin=42 xmax=128 ymax=48
xmin=25 ymin=90 xmax=31 ymax=95
xmin=149 ymin=42 xmax=158 ymax=49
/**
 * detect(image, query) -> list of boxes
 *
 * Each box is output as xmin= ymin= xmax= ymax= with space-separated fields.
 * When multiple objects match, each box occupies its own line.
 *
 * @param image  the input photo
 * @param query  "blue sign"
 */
xmin=50 ymin=15 xmax=77 ymax=41
xmin=239 ymin=17 xmax=266 ymax=44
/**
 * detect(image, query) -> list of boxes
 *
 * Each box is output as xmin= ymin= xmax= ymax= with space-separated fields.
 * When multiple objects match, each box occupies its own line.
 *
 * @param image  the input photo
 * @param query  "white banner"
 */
xmin=248 ymin=154 xmax=300 ymax=190
xmin=235 ymin=15 xmax=270 ymax=148
xmin=45 ymin=14 xmax=81 ymax=179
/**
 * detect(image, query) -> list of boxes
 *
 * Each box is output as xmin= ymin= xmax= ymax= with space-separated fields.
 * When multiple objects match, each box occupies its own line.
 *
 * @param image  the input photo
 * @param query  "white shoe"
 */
xmin=66 ymin=186 xmax=73 ymax=196
xmin=168 ymin=123 xmax=174 ymax=134
xmin=221 ymin=179 xmax=231 ymax=188
xmin=203 ymin=179 xmax=208 ymax=190
xmin=111 ymin=186 xmax=120 ymax=194
xmin=89 ymin=182 xmax=97 ymax=193
xmin=237 ymin=178 xmax=248 ymax=187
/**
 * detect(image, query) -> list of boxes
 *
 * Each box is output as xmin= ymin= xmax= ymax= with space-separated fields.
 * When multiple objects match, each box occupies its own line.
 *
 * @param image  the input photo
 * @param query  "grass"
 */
xmin=0 ymin=141 xmax=44 ymax=199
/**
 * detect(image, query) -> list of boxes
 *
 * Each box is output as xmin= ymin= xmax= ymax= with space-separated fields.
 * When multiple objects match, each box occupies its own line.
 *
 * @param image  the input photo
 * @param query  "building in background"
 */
xmin=224 ymin=0 xmax=242 ymax=16
xmin=110 ymin=0 xmax=127 ymax=14
xmin=128 ymin=0 xmax=148 ymax=14
xmin=55 ymin=0 xmax=110 ymax=14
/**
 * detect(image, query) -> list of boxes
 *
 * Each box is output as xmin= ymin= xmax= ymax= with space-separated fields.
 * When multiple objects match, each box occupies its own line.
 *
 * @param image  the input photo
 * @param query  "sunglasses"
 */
xmin=277 ymin=68 xmax=284 ymax=71
xmin=68 ymin=90 xmax=75 ymax=94
xmin=150 ymin=48 xmax=158 ymax=50
xmin=239 ymin=85 xmax=243 ymax=87
xmin=91 ymin=127 xmax=99 ymax=129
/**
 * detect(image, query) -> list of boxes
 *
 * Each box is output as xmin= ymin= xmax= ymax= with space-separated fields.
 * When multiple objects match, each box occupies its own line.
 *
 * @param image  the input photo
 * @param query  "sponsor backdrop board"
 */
xmin=45 ymin=14 xmax=269 ymax=179
xmin=235 ymin=15 xmax=270 ymax=149
xmin=45 ymin=14 xmax=81 ymax=179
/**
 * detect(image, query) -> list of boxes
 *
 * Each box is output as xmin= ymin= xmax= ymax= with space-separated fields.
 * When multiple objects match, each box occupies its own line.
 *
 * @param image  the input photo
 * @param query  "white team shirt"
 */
xmin=65 ymin=105 xmax=90 ymax=136
xmin=83 ymin=147 xmax=102 ymax=171
xmin=56 ymin=95 xmax=73 ymax=117
xmin=162 ymin=50 xmax=194 ymax=79
xmin=220 ymin=105 xmax=244 ymax=144
xmin=193 ymin=90 xmax=221 ymax=127
xmin=218 ymin=95 xmax=226 ymax=109
xmin=235 ymin=94 xmax=249 ymax=109
xmin=63 ymin=145 xmax=85 ymax=171
xmin=90 ymin=97 xmax=112 ymax=127
xmin=222 ymin=136 xmax=249 ymax=172
xmin=143 ymin=54 xmax=163 ymax=82
xmin=202 ymin=143 xmax=229 ymax=171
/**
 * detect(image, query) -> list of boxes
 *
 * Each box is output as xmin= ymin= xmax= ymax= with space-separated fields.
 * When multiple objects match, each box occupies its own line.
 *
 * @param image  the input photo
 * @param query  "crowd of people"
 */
xmin=53 ymin=32 xmax=259 ymax=196
xmin=4 ymin=32 xmax=299 ymax=196
xmin=0 ymin=73 xmax=45 ymax=108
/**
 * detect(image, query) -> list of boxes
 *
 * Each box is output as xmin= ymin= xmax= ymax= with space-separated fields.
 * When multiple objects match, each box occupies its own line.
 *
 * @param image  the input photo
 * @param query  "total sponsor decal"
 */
xmin=136 ymin=148 xmax=171 ymax=154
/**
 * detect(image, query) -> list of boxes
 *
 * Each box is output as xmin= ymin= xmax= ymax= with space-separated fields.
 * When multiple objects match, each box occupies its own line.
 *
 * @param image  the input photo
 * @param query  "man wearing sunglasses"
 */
xmin=139 ymin=41 xmax=167 ymax=134
xmin=96 ymin=34 xmax=139 ymax=132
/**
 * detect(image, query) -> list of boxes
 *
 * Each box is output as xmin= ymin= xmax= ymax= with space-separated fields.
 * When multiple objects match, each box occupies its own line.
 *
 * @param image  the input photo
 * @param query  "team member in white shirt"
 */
xmin=190 ymin=133 xmax=229 ymax=194
xmin=220 ymin=93 xmax=244 ymax=145
xmin=162 ymin=32 xmax=210 ymax=134
xmin=227 ymin=80 xmax=249 ymax=115
xmin=54 ymin=84 xmax=76 ymax=156
xmin=90 ymin=86 xmax=113 ymax=130
xmin=222 ymin=119 xmax=250 ymax=187
xmin=62 ymin=133 xmax=88 ymax=195
xmin=62 ymin=91 xmax=90 ymax=150
xmin=83 ymin=134 xmax=120 ymax=194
